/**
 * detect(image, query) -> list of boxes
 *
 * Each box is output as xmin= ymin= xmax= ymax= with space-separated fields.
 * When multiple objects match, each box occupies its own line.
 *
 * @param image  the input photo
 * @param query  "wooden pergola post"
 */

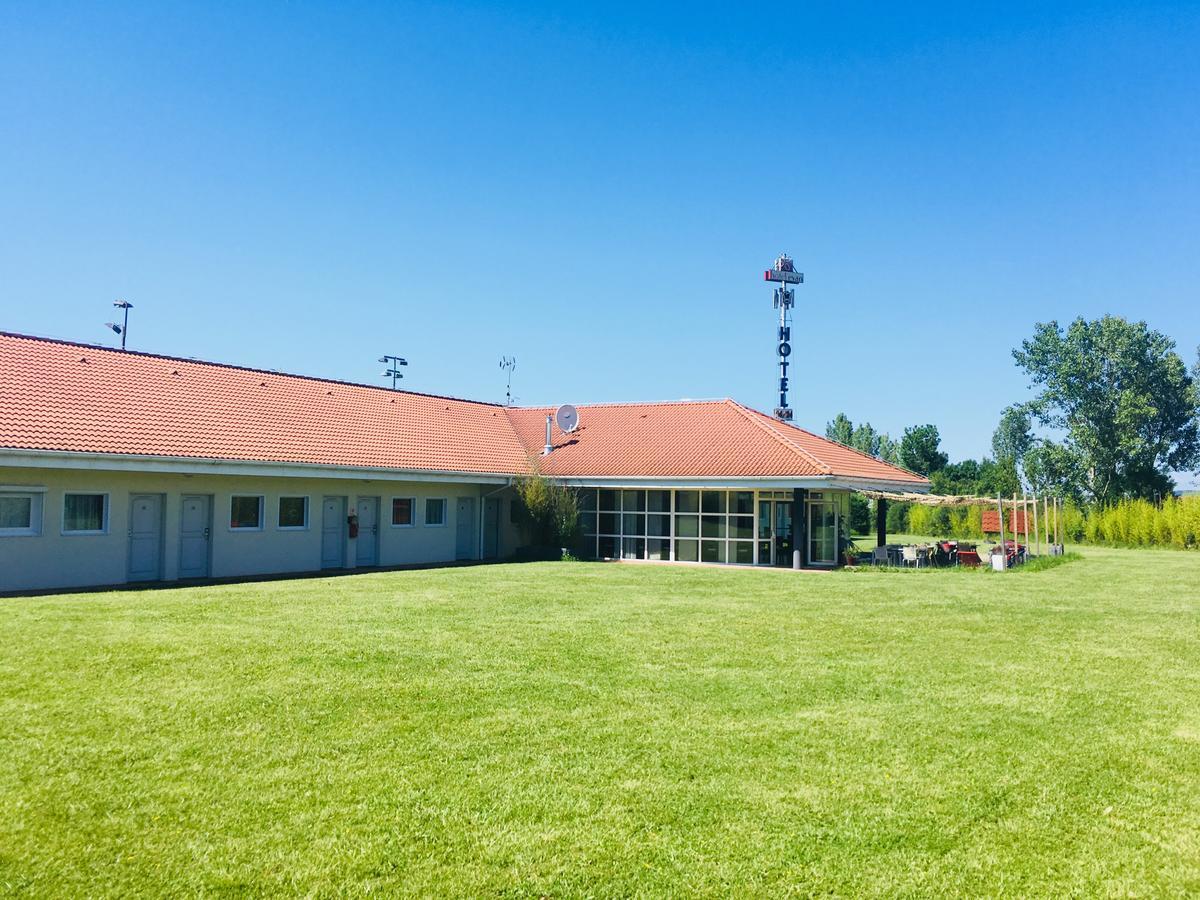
xmin=876 ymin=498 xmax=888 ymax=548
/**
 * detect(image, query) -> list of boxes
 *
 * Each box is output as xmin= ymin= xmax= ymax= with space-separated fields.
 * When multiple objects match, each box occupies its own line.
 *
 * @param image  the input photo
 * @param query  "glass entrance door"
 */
xmin=757 ymin=499 xmax=793 ymax=566
xmin=774 ymin=501 xmax=794 ymax=566
xmin=808 ymin=501 xmax=838 ymax=566
xmin=757 ymin=500 xmax=773 ymax=565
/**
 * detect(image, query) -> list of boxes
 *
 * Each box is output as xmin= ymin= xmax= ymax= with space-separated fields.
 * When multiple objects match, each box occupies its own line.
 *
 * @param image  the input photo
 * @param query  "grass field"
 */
xmin=2 ymin=547 xmax=1199 ymax=896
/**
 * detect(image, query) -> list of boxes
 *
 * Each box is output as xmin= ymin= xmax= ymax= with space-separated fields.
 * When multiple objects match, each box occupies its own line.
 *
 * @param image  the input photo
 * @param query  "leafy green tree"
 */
xmin=825 ymin=413 xmax=854 ymax=446
xmin=851 ymin=422 xmax=882 ymax=458
xmin=992 ymin=404 xmax=1033 ymax=464
xmin=876 ymin=434 xmax=900 ymax=465
xmin=898 ymin=424 xmax=948 ymax=476
xmin=1013 ymin=316 xmax=1200 ymax=503
xmin=513 ymin=474 xmax=581 ymax=551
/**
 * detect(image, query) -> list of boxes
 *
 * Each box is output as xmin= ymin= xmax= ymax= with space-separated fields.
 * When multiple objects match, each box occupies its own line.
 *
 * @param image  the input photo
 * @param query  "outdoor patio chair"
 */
xmin=871 ymin=546 xmax=889 ymax=566
xmin=901 ymin=545 xmax=924 ymax=568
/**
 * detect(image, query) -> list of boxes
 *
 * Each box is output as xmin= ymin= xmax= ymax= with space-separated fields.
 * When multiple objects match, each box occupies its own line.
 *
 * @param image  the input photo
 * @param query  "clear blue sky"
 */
xmin=2 ymin=2 xmax=1198 ymax=463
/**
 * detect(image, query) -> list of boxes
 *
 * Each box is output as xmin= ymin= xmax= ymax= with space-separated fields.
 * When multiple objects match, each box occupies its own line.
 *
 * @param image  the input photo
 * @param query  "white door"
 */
xmin=179 ymin=494 xmax=211 ymax=578
xmin=455 ymin=496 xmax=476 ymax=560
xmin=321 ymin=496 xmax=346 ymax=569
xmin=356 ymin=497 xmax=379 ymax=567
xmin=128 ymin=494 xmax=164 ymax=581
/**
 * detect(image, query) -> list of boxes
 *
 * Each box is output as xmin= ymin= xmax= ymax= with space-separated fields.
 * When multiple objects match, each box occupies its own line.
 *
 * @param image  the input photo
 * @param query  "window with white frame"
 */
xmin=62 ymin=493 xmax=108 ymax=534
xmin=424 ymin=498 xmax=446 ymax=526
xmin=230 ymin=495 xmax=264 ymax=530
xmin=277 ymin=496 xmax=308 ymax=529
xmin=391 ymin=497 xmax=414 ymax=527
xmin=0 ymin=489 xmax=43 ymax=536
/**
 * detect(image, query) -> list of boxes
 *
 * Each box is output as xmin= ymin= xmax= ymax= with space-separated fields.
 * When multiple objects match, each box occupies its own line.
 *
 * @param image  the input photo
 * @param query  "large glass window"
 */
xmin=278 ymin=496 xmax=309 ymax=529
xmin=0 ymin=492 xmax=40 ymax=536
xmin=229 ymin=495 xmax=262 ymax=531
xmin=674 ymin=539 xmax=698 ymax=562
xmin=647 ymin=538 xmax=670 ymax=560
xmin=701 ymin=491 xmax=727 ymax=514
xmin=391 ymin=497 xmax=414 ymax=526
xmin=675 ymin=490 xmax=699 ymax=513
xmin=731 ymin=491 xmax=755 ymax=515
xmin=647 ymin=514 xmax=670 ymax=537
xmin=64 ymin=493 xmax=108 ymax=533
xmin=425 ymin=498 xmax=447 ymax=526
xmin=647 ymin=490 xmax=671 ymax=512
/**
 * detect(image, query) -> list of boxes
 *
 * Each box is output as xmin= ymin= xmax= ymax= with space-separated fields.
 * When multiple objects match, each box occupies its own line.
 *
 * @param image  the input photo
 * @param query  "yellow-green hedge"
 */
xmin=903 ymin=496 xmax=1200 ymax=549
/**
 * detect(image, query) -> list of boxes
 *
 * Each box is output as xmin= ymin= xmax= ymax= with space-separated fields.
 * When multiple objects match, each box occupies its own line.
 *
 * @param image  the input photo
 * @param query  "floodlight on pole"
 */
xmin=379 ymin=353 xmax=408 ymax=390
xmin=105 ymin=300 xmax=133 ymax=350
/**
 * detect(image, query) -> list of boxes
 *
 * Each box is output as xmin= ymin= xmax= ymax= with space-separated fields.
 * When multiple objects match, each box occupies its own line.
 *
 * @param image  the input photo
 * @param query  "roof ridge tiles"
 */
xmin=725 ymin=399 xmax=833 ymax=475
xmin=781 ymin=420 xmax=929 ymax=481
xmin=0 ymin=331 xmax=503 ymax=409
xmin=513 ymin=398 xmax=728 ymax=411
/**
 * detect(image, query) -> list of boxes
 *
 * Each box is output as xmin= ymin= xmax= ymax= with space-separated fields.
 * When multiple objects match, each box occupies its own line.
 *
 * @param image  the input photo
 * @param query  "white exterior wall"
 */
xmin=0 ymin=466 xmax=522 ymax=593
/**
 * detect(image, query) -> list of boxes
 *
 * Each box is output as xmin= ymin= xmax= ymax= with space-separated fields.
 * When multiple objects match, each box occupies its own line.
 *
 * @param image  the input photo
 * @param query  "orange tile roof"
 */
xmin=0 ymin=332 xmax=530 ymax=475
xmin=0 ymin=332 xmax=928 ymax=486
xmin=508 ymin=400 xmax=928 ymax=484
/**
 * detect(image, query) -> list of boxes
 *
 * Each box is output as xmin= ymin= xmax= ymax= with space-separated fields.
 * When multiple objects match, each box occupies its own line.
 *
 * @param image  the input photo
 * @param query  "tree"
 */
xmin=513 ymin=474 xmax=581 ymax=552
xmin=898 ymin=424 xmax=948 ymax=476
xmin=876 ymin=434 xmax=900 ymax=465
xmin=991 ymin=404 xmax=1033 ymax=464
xmin=851 ymin=422 xmax=883 ymax=458
xmin=825 ymin=413 xmax=854 ymax=446
xmin=1013 ymin=316 xmax=1200 ymax=503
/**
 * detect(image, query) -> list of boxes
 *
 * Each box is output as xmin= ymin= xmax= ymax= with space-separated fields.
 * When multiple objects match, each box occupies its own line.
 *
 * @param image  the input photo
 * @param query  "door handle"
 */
xmin=204 ymin=527 xmax=210 ymax=539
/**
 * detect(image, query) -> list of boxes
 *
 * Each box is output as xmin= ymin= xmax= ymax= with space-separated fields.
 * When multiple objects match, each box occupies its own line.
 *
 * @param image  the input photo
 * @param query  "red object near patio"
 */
xmin=982 ymin=509 xmax=1028 ymax=534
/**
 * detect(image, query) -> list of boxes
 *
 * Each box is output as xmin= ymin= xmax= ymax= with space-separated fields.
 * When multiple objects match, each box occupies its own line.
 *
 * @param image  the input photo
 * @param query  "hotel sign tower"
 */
xmin=763 ymin=253 xmax=803 ymax=421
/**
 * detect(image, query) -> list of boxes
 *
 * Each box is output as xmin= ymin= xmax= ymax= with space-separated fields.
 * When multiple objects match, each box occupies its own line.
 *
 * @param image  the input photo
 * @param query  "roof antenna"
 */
xmin=104 ymin=299 xmax=133 ymax=350
xmin=499 ymin=355 xmax=517 ymax=405
xmin=379 ymin=353 xmax=408 ymax=390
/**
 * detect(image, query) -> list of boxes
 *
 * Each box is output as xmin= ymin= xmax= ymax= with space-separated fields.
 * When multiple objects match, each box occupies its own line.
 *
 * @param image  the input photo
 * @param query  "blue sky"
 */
xmin=2 ymin=2 xmax=1198 ymax=464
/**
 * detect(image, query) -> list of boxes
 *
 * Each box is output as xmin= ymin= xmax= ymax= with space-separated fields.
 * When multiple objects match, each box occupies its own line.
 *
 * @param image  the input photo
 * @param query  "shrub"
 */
xmin=512 ymin=474 xmax=582 ymax=553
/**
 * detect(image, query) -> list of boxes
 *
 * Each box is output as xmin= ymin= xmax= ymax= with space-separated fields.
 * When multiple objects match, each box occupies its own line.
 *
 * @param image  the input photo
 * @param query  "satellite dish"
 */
xmin=555 ymin=403 xmax=579 ymax=433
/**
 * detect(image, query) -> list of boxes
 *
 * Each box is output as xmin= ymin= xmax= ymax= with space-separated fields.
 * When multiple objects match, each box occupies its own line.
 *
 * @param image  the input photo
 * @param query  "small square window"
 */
xmin=391 ymin=497 xmax=414 ymax=526
xmin=425 ymin=498 xmax=447 ymax=526
xmin=0 ymin=492 xmax=41 ymax=536
xmin=278 ymin=496 xmax=308 ymax=529
xmin=230 ymin=495 xmax=263 ymax=530
xmin=63 ymin=493 xmax=107 ymax=533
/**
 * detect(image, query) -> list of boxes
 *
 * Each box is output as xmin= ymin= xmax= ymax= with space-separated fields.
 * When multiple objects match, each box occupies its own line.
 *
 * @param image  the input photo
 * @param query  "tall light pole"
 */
xmin=105 ymin=300 xmax=133 ymax=350
xmin=379 ymin=354 xmax=407 ymax=389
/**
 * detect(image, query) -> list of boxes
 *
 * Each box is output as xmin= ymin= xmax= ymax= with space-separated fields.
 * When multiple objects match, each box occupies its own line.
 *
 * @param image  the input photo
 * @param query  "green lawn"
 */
xmin=2 ymin=549 xmax=1199 ymax=896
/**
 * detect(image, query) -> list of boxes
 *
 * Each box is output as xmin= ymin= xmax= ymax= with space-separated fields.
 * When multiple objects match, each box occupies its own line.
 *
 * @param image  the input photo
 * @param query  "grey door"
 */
xmin=455 ymin=496 xmax=476 ymax=560
xmin=483 ymin=497 xmax=500 ymax=559
xmin=356 ymin=496 xmax=379 ymax=567
xmin=179 ymin=494 xmax=211 ymax=578
xmin=128 ymin=494 xmax=164 ymax=581
xmin=321 ymin=496 xmax=346 ymax=569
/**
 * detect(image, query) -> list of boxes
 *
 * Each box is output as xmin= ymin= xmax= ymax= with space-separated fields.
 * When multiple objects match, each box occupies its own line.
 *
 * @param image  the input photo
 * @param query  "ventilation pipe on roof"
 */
xmin=542 ymin=414 xmax=553 ymax=455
